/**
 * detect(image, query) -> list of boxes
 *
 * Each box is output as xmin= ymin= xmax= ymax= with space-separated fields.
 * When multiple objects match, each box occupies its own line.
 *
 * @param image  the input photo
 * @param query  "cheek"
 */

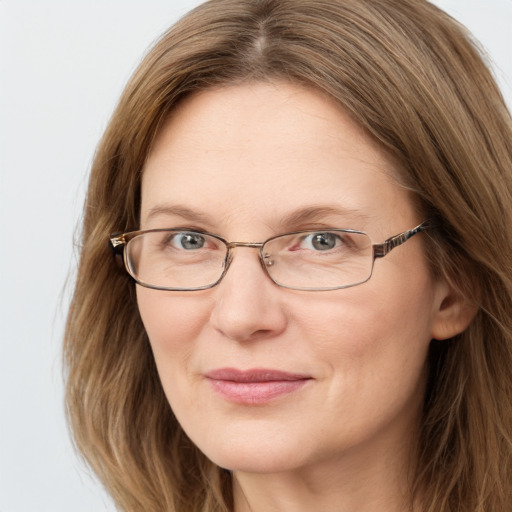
xmin=291 ymin=268 xmax=436 ymax=391
xmin=136 ymin=287 xmax=211 ymax=367
xmin=296 ymin=284 xmax=433 ymax=350
xmin=285 ymin=281 xmax=435 ymax=451
xmin=136 ymin=288 xmax=219 ymax=421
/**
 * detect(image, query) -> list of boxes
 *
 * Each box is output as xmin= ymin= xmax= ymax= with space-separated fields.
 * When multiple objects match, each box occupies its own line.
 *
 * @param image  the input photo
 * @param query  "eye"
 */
xmin=169 ymin=232 xmax=206 ymax=250
xmin=300 ymin=232 xmax=342 ymax=251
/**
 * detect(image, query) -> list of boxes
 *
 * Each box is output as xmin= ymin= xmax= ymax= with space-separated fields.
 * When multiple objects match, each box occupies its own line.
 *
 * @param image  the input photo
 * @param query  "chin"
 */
xmin=193 ymin=431 xmax=311 ymax=474
xmin=210 ymin=451 xmax=302 ymax=474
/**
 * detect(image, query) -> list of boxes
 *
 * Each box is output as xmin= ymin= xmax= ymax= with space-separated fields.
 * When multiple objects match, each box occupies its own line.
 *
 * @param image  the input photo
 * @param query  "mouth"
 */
xmin=204 ymin=368 xmax=312 ymax=405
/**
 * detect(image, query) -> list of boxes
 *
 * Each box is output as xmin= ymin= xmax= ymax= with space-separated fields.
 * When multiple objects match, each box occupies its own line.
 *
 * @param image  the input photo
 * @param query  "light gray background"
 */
xmin=1 ymin=1 xmax=510 ymax=511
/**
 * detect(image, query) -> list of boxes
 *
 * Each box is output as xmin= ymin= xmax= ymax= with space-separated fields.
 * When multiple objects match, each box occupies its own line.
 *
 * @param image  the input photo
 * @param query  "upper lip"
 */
xmin=205 ymin=368 xmax=311 ymax=382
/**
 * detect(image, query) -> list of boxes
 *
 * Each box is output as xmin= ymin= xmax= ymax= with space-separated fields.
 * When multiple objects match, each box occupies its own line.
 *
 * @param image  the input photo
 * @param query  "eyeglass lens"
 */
xmin=125 ymin=230 xmax=375 ymax=291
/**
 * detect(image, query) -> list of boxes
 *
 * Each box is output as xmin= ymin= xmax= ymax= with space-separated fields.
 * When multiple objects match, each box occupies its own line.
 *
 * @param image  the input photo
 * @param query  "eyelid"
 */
xmin=151 ymin=226 xmax=356 ymax=242
xmin=163 ymin=226 xmax=213 ymax=235
xmin=292 ymin=223 xmax=342 ymax=232
xmin=299 ymin=231 xmax=343 ymax=243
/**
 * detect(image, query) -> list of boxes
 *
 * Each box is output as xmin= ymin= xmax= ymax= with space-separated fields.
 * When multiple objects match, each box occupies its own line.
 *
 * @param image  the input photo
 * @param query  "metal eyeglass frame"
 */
xmin=109 ymin=221 xmax=430 ymax=291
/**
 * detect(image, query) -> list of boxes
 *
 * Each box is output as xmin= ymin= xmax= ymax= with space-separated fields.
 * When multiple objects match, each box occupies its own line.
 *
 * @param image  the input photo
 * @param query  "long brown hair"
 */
xmin=64 ymin=1 xmax=512 ymax=510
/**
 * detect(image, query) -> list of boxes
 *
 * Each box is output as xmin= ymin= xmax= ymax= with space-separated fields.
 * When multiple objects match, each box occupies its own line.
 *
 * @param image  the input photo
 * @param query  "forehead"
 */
xmin=141 ymin=82 xmax=415 ymax=236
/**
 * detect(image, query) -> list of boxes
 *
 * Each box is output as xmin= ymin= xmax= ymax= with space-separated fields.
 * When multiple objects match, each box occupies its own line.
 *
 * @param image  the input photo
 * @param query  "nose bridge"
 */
xmin=226 ymin=241 xmax=264 ymax=249
xmin=211 ymin=240 xmax=287 ymax=341
xmin=223 ymin=241 xmax=269 ymax=280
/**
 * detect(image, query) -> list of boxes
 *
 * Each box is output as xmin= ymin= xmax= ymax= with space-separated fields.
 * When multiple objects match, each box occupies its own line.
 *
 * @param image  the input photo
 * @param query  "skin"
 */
xmin=137 ymin=82 xmax=468 ymax=512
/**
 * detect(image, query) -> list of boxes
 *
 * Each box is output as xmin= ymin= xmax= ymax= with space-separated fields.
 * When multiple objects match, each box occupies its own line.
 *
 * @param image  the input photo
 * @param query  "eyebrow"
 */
xmin=278 ymin=205 xmax=372 ymax=231
xmin=145 ymin=204 xmax=213 ymax=226
xmin=143 ymin=203 xmax=372 ymax=231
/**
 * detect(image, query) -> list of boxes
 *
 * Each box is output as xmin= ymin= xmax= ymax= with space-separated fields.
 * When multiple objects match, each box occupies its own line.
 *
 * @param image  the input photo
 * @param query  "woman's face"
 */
xmin=137 ymin=82 xmax=449 ymax=475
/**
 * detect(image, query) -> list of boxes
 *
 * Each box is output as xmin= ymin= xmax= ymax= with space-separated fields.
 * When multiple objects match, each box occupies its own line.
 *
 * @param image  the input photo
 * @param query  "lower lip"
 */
xmin=206 ymin=378 xmax=310 ymax=405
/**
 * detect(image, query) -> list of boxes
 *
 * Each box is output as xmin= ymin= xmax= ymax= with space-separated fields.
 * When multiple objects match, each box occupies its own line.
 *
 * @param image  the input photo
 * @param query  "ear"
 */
xmin=431 ymin=281 xmax=478 ymax=341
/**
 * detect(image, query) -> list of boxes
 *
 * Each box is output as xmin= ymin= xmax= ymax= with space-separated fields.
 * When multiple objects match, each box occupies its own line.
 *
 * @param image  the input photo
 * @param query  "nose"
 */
xmin=209 ymin=248 xmax=288 ymax=342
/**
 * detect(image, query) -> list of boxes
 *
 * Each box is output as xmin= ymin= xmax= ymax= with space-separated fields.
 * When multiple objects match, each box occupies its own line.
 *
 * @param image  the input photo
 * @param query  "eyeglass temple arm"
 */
xmin=373 ymin=222 xmax=429 ymax=259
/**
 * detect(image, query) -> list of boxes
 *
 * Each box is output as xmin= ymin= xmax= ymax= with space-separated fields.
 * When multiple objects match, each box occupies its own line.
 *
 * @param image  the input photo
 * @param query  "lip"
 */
xmin=204 ymin=368 xmax=312 ymax=405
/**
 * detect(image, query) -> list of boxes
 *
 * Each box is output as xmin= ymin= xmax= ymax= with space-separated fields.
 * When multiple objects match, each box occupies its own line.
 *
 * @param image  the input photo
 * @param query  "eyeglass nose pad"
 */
xmin=210 ymin=249 xmax=233 ymax=287
xmin=223 ymin=250 xmax=234 ymax=270
xmin=262 ymin=253 xmax=274 ymax=267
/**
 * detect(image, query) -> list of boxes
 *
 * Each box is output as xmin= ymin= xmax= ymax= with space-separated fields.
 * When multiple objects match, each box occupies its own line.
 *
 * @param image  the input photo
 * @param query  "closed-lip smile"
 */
xmin=204 ymin=368 xmax=312 ymax=404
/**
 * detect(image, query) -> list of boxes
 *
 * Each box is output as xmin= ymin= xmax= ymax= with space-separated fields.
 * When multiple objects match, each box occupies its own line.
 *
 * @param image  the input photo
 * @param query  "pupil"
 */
xmin=182 ymin=234 xmax=204 ymax=249
xmin=312 ymin=233 xmax=335 ymax=250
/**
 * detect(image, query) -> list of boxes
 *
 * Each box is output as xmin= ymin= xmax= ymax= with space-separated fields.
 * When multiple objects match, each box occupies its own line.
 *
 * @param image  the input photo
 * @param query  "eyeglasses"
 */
xmin=109 ymin=221 xmax=429 ymax=291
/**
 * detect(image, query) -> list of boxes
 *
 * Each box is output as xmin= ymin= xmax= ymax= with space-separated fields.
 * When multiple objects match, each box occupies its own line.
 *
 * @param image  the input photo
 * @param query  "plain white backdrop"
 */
xmin=0 ymin=1 xmax=510 ymax=511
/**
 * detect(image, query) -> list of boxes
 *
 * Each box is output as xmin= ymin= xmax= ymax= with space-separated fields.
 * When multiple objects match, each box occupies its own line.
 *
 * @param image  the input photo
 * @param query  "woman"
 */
xmin=64 ymin=0 xmax=512 ymax=511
